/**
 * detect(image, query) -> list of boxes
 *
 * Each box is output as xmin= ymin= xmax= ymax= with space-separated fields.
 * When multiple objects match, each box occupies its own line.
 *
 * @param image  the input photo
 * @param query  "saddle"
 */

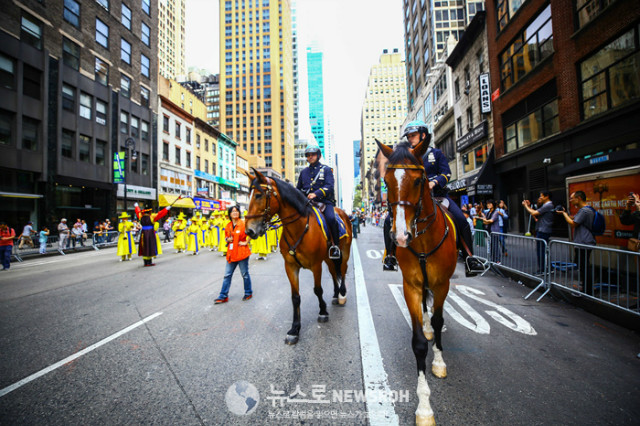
xmin=310 ymin=200 xmax=326 ymax=213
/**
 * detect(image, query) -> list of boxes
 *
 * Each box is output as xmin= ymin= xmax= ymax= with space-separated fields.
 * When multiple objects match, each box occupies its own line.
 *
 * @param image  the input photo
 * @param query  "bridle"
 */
xmin=386 ymin=163 xmax=438 ymax=238
xmin=245 ymin=179 xmax=304 ymax=229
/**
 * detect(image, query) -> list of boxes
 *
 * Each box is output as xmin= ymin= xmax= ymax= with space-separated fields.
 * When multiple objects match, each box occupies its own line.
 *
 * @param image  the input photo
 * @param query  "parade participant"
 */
xmin=296 ymin=141 xmax=341 ymax=259
xmin=0 ymin=222 xmax=16 ymax=270
xmin=217 ymin=211 xmax=229 ymax=256
xmin=207 ymin=214 xmax=217 ymax=250
xmin=39 ymin=226 xmax=50 ymax=254
xmin=134 ymin=203 xmax=170 ymax=267
xmin=186 ymin=216 xmax=201 ymax=255
xmin=214 ymin=205 xmax=253 ymax=304
xmin=117 ymin=212 xmax=137 ymax=261
xmin=172 ymin=212 xmax=187 ymax=253
xmin=382 ymin=120 xmax=484 ymax=276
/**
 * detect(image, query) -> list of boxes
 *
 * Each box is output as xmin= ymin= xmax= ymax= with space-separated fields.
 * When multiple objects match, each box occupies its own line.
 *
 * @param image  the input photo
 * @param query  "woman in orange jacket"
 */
xmin=214 ymin=205 xmax=253 ymax=304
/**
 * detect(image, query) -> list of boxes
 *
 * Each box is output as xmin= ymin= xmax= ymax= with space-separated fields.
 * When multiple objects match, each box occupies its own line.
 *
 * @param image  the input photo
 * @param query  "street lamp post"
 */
xmin=123 ymin=137 xmax=137 ymax=214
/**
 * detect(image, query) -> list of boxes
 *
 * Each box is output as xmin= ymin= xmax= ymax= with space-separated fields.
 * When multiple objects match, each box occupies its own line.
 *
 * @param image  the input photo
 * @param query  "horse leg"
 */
xmin=284 ymin=262 xmax=301 ymax=345
xmin=405 ymin=282 xmax=435 ymax=426
xmin=430 ymin=289 xmax=448 ymax=379
xmin=312 ymin=263 xmax=329 ymax=323
xmin=337 ymin=252 xmax=348 ymax=305
xmin=423 ymin=292 xmax=434 ymax=341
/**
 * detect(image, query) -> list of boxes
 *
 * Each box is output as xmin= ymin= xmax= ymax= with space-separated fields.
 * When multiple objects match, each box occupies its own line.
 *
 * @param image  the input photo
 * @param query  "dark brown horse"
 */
xmin=377 ymin=139 xmax=458 ymax=426
xmin=244 ymin=169 xmax=352 ymax=344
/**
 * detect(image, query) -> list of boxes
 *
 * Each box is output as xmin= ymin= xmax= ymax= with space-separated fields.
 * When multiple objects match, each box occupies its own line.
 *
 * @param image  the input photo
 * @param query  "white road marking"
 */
xmin=366 ymin=249 xmax=383 ymax=259
xmin=0 ymin=312 xmax=163 ymax=398
xmin=353 ymin=241 xmax=399 ymax=426
xmin=445 ymin=292 xmax=490 ymax=334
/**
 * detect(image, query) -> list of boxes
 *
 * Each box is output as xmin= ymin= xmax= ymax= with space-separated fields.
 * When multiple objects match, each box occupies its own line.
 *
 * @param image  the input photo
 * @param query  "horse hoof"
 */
xmin=285 ymin=335 xmax=299 ymax=345
xmin=416 ymin=414 xmax=436 ymax=426
xmin=432 ymin=363 xmax=447 ymax=379
xmin=317 ymin=315 xmax=329 ymax=323
xmin=424 ymin=331 xmax=434 ymax=341
xmin=338 ymin=296 xmax=347 ymax=305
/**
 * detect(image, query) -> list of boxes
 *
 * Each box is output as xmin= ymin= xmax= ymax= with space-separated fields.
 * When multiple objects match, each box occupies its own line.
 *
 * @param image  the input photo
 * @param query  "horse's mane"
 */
xmin=388 ymin=141 xmax=423 ymax=166
xmin=267 ymin=177 xmax=312 ymax=216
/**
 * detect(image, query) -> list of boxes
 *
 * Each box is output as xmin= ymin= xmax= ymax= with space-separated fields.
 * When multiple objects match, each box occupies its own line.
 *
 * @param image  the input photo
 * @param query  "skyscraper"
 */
xmin=158 ymin=0 xmax=187 ymax=80
xmin=306 ymin=45 xmax=325 ymax=157
xmin=360 ymin=49 xmax=407 ymax=207
xmin=219 ymin=0 xmax=295 ymax=180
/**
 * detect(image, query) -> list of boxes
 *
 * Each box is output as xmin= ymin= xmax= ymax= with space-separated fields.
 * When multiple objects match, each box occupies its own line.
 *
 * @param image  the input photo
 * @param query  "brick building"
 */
xmin=485 ymin=0 xmax=640 ymax=234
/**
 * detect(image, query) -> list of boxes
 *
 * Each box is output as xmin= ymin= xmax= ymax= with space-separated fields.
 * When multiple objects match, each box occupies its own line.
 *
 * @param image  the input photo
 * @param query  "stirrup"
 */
xmin=465 ymin=256 xmax=485 ymax=276
xmin=328 ymin=245 xmax=341 ymax=259
xmin=383 ymin=255 xmax=398 ymax=271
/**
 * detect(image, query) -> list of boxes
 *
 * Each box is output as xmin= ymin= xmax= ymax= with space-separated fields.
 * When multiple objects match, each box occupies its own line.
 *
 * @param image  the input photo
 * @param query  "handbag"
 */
xmin=628 ymin=238 xmax=640 ymax=252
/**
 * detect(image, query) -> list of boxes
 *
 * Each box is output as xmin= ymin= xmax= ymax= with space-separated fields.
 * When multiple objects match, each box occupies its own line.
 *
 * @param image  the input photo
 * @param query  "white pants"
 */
xmin=59 ymin=233 xmax=68 ymax=249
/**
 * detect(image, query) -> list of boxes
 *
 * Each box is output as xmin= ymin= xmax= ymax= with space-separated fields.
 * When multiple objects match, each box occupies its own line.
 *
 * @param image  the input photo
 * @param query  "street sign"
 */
xmin=113 ymin=152 xmax=125 ymax=183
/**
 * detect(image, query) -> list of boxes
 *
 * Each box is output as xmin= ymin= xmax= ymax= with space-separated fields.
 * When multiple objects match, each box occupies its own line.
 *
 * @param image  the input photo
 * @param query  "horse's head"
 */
xmin=245 ymin=168 xmax=280 ymax=239
xmin=377 ymin=138 xmax=430 ymax=248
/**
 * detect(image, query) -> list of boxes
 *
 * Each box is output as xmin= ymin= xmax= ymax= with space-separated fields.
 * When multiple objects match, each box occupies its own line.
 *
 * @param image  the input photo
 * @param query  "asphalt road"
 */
xmin=0 ymin=225 xmax=638 ymax=425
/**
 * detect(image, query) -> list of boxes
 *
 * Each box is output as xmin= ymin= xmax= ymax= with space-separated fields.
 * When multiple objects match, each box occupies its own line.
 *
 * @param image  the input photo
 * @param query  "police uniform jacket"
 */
xmin=422 ymin=147 xmax=451 ymax=198
xmin=296 ymin=161 xmax=335 ymax=205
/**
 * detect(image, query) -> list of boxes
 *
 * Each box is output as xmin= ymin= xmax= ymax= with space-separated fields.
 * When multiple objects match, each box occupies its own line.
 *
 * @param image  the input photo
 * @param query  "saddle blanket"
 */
xmin=311 ymin=207 xmax=349 ymax=242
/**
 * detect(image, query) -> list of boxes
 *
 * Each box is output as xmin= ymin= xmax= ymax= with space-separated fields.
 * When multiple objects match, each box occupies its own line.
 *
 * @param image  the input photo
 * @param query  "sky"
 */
xmin=185 ymin=0 xmax=405 ymax=211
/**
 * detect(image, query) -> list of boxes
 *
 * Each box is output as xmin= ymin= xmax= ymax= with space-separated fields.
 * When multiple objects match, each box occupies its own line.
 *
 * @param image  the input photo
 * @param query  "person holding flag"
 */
xmin=135 ymin=203 xmax=171 ymax=266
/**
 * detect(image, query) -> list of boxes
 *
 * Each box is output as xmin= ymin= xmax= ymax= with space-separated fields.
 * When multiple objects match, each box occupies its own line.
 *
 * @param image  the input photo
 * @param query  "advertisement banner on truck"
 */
xmin=567 ymin=166 xmax=640 ymax=248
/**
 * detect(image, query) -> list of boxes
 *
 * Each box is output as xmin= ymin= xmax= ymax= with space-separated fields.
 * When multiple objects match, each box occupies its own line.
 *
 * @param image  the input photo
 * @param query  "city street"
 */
xmin=1 ymin=225 xmax=639 ymax=425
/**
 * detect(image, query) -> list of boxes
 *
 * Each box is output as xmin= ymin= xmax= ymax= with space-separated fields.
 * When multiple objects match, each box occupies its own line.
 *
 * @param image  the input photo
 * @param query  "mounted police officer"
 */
xmin=297 ymin=142 xmax=341 ymax=259
xmin=383 ymin=120 xmax=484 ymax=276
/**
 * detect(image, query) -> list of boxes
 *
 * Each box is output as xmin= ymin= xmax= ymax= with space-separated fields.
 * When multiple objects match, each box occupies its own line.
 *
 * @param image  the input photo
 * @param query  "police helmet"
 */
xmin=304 ymin=142 xmax=322 ymax=158
xmin=401 ymin=120 xmax=430 ymax=139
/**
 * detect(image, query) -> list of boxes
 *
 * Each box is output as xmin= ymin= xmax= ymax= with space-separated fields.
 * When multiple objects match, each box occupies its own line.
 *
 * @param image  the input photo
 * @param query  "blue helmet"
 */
xmin=401 ymin=120 xmax=430 ymax=139
xmin=304 ymin=142 xmax=322 ymax=158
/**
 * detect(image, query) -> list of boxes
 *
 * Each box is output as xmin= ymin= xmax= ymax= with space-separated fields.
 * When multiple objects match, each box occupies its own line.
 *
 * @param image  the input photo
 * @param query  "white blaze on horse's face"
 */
xmin=393 ymin=168 xmax=411 ymax=247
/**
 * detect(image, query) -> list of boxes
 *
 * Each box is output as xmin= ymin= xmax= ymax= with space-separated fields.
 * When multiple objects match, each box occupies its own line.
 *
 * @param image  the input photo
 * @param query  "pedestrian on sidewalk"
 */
xmin=557 ymin=191 xmax=596 ymax=294
xmin=0 ymin=222 xmax=16 ymax=270
xmin=163 ymin=218 xmax=172 ymax=242
xmin=39 ymin=226 xmax=50 ymax=254
xmin=215 ymin=205 xmax=253 ymax=304
xmin=523 ymin=191 xmax=555 ymax=273
xmin=71 ymin=218 xmax=84 ymax=248
xmin=57 ymin=218 xmax=70 ymax=251
xmin=18 ymin=221 xmax=35 ymax=249
xmin=482 ymin=200 xmax=502 ymax=263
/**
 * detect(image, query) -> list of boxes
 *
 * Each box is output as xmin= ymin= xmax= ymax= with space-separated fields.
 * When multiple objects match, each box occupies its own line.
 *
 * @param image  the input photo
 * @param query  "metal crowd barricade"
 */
xmin=547 ymin=240 xmax=640 ymax=316
xmin=486 ymin=232 xmax=550 ymax=301
xmin=92 ymin=231 xmax=119 ymax=249
xmin=11 ymin=233 xmax=95 ymax=259
xmin=471 ymin=229 xmax=491 ymax=274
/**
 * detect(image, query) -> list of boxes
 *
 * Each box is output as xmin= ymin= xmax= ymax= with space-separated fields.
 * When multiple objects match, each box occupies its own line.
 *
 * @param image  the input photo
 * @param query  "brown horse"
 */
xmin=244 ymin=168 xmax=352 ymax=345
xmin=377 ymin=139 xmax=458 ymax=426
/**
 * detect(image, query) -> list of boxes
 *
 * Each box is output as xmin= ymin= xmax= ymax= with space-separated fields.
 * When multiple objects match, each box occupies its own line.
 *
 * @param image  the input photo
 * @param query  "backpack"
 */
xmin=585 ymin=206 xmax=605 ymax=236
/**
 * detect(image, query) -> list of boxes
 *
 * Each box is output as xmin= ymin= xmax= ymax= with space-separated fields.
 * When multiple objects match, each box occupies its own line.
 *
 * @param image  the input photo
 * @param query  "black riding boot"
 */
xmin=460 ymin=223 xmax=484 ymax=277
xmin=328 ymin=223 xmax=341 ymax=259
xmin=383 ymin=214 xmax=397 ymax=271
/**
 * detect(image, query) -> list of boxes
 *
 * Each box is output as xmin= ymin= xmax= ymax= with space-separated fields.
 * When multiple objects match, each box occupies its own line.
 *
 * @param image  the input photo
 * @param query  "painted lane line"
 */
xmin=353 ymin=241 xmax=399 ymax=426
xmin=0 ymin=312 xmax=163 ymax=398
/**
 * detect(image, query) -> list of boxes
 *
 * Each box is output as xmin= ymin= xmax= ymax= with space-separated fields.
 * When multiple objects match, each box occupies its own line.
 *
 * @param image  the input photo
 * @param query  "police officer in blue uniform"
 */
xmin=383 ymin=120 xmax=484 ymax=276
xmin=297 ymin=142 xmax=341 ymax=259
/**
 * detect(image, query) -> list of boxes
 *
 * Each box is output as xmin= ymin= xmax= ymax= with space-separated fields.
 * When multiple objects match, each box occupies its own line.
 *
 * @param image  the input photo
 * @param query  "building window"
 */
xmin=141 ymin=22 xmax=150 ymax=46
xmin=141 ymin=54 xmax=150 ymax=77
xmin=78 ymin=135 xmax=90 ymax=162
xmin=204 ymin=159 xmax=209 ymax=173
xmin=162 ymin=141 xmax=169 ymax=161
xmin=142 ymin=0 xmax=150 ymax=15
xmin=79 ymin=92 xmax=92 ymax=119
xmin=62 ymin=84 xmax=76 ymax=111
xmin=186 ymin=151 xmax=191 ymax=168
xmin=163 ymin=115 xmax=169 ymax=133
xmin=21 ymin=14 xmax=43 ymax=50
xmin=0 ymin=54 xmax=15 ymax=90
xmin=120 ymin=111 xmax=129 ymax=133
xmin=23 ymin=64 xmax=41 ymax=100
xmin=141 ymin=120 xmax=149 ymax=141
xmin=63 ymin=0 xmax=80 ymax=28
xmin=466 ymin=107 xmax=473 ymax=130
xmin=140 ymin=86 xmax=150 ymax=107
xmin=504 ymin=99 xmax=559 ymax=153
xmin=96 ymin=139 xmax=107 ymax=165
xmin=436 ymin=132 xmax=455 ymax=162
xmin=580 ymin=26 xmax=640 ymax=120
xmin=175 ymin=146 xmax=181 ymax=165
xmin=186 ymin=128 xmax=191 ymax=144
xmin=121 ymin=3 xmax=132 ymax=30
xmin=96 ymin=99 xmax=107 ymax=125
xmin=62 ymin=38 xmax=80 ymax=70
xmin=22 ymin=117 xmax=39 ymax=151
xmin=175 ymin=122 xmax=181 ymax=139
xmin=121 ymin=38 xmax=131 ymax=64
xmin=61 ymin=129 xmax=74 ymax=158
xmin=120 ymin=75 xmax=131 ymax=98
xmin=131 ymin=116 xmax=139 ymax=138
xmin=196 ymin=156 xmax=201 ymax=170
xmin=0 ymin=109 xmax=11 ymax=146
xmin=141 ymin=153 xmax=149 ymax=175
xmin=500 ymin=5 xmax=553 ymax=91
xmin=95 ymin=57 xmax=109 ymax=86
xmin=96 ymin=19 xmax=109 ymax=48
xmin=496 ymin=0 xmax=526 ymax=31
xmin=576 ymin=0 xmax=616 ymax=29
xmin=96 ymin=0 xmax=109 ymax=11
xmin=205 ymin=139 xmax=209 ymax=152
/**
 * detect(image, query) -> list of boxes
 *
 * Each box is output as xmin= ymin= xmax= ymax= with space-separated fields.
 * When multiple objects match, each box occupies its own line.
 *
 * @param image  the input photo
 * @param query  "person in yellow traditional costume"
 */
xmin=172 ymin=212 xmax=187 ymax=253
xmin=206 ymin=214 xmax=217 ymax=250
xmin=117 ymin=212 xmax=137 ymax=261
xmin=187 ymin=217 xmax=202 ymax=255
xmin=217 ymin=210 xmax=229 ymax=256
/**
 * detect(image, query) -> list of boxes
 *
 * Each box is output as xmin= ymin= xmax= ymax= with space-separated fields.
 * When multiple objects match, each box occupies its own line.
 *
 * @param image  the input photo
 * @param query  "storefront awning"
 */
xmin=158 ymin=194 xmax=196 ymax=208
xmin=447 ymin=147 xmax=496 ymax=195
xmin=0 ymin=191 xmax=44 ymax=199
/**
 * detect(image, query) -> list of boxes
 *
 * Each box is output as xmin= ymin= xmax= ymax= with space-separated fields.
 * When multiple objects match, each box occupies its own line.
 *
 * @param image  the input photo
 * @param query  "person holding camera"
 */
xmin=557 ymin=191 xmax=596 ymax=294
xmin=621 ymin=192 xmax=640 ymax=251
xmin=522 ymin=190 xmax=554 ymax=273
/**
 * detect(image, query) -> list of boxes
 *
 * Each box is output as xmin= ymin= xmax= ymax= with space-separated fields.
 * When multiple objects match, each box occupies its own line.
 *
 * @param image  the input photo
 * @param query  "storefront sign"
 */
xmin=491 ymin=88 xmax=500 ymax=102
xmin=160 ymin=168 xmax=192 ymax=192
xmin=214 ymin=176 xmax=239 ymax=189
xmin=447 ymin=178 xmax=467 ymax=191
xmin=197 ymin=187 xmax=208 ymax=196
xmin=456 ymin=121 xmax=488 ymax=152
xmin=195 ymin=169 xmax=216 ymax=182
xmin=479 ymin=73 xmax=491 ymax=114
xmin=113 ymin=152 xmax=125 ymax=183
xmin=117 ymin=184 xmax=156 ymax=200
xmin=476 ymin=184 xmax=494 ymax=195
xmin=193 ymin=197 xmax=221 ymax=211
